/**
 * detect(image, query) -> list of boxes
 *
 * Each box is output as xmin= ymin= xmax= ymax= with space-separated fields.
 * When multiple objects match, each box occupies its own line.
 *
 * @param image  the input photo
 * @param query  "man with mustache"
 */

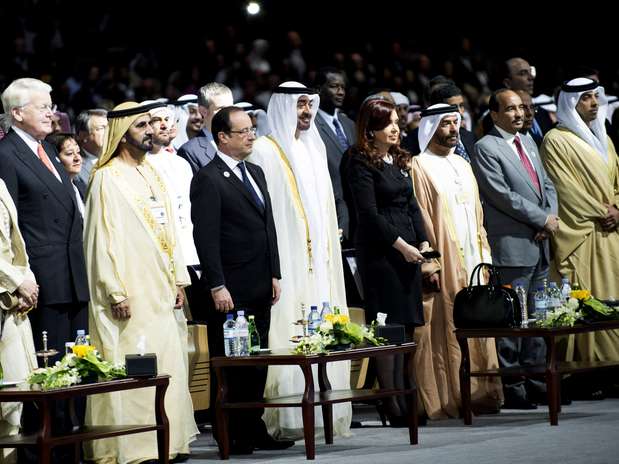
xmin=83 ymin=101 xmax=198 ymax=463
xmin=248 ymin=82 xmax=351 ymax=438
xmin=472 ymin=89 xmax=558 ymax=410
xmin=411 ymin=104 xmax=502 ymax=419
xmin=541 ymin=78 xmax=619 ymax=397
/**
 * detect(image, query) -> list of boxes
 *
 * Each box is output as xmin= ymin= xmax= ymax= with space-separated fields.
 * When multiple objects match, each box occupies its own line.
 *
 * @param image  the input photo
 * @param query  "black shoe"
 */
xmin=502 ymin=398 xmax=538 ymax=410
xmin=387 ymin=415 xmax=408 ymax=427
xmin=230 ymin=441 xmax=254 ymax=455
xmin=254 ymin=434 xmax=295 ymax=451
xmin=171 ymin=453 xmax=191 ymax=463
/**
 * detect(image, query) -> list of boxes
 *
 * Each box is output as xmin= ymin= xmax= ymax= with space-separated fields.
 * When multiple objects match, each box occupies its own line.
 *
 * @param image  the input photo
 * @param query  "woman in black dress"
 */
xmin=344 ymin=97 xmax=433 ymax=424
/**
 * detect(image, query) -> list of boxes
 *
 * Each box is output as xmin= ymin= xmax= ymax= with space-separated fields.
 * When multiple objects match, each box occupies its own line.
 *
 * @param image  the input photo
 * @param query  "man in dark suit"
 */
xmin=190 ymin=106 xmax=293 ymax=454
xmin=472 ymin=89 xmax=559 ymax=410
xmin=314 ymin=67 xmax=355 ymax=240
xmin=177 ymin=82 xmax=233 ymax=174
xmin=402 ymin=83 xmax=476 ymax=161
xmin=0 ymin=78 xmax=89 ymax=461
xmin=0 ymin=78 xmax=89 ymax=356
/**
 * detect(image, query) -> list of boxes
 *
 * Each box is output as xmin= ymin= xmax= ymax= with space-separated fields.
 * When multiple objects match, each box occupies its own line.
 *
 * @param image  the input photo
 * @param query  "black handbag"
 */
xmin=453 ymin=262 xmax=522 ymax=328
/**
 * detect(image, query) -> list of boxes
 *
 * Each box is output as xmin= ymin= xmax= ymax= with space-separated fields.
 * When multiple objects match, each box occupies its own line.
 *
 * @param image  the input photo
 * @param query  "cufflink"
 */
xmin=223 ymin=171 xmax=230 ymax=178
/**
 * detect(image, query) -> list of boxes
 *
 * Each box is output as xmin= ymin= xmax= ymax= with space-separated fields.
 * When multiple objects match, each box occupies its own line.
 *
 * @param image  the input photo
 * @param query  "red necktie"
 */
xmin=37 ymin=143 xmax=58 ymax=177
xmin=513 ymin=136 xmax=540 ymax=193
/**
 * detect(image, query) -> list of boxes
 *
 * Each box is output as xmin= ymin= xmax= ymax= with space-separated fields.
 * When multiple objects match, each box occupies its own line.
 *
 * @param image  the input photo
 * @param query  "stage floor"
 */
xmin=186 ymin=398 xmax=619 ymax=463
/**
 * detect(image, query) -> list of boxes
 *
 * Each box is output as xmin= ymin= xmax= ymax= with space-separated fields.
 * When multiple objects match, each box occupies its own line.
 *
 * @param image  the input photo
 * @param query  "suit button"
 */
xmin=54 ymin=218 xmax=59 ymax=223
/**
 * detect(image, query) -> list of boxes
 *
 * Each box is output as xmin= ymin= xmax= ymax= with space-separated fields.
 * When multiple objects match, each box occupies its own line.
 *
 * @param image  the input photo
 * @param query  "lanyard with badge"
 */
xmin=137 ymin=165 xmax=168 ymax=226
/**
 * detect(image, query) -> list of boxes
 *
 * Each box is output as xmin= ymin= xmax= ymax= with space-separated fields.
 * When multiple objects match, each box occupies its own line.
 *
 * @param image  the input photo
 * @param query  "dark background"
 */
xmin=1 ymin=1 xmax=617 ymax=118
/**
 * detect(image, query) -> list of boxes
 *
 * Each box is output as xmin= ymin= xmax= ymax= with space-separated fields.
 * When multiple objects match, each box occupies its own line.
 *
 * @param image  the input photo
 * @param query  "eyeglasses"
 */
xmin=20 ymin=103 xmax=57 ymax=113
xmin=228 ymin=127 xmax=257 ymax=136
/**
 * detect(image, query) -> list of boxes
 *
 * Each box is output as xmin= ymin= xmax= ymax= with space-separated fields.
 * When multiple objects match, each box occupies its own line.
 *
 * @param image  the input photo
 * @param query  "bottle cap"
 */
xmin=226 ymin=313 xmax=234 ymax=320
xmin=248 ymin=315 xmax=255 ymax=320
xmin=76 ymin=329 xmax=86 ymax=336
xmin=311 ymin=306 xmax=317 ymax=310
xmin=237 ymin=310 xmax=245 ymax=316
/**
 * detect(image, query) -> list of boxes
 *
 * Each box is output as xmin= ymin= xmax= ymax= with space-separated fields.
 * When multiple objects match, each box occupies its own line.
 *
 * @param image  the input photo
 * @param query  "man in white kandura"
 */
xmin=248 ymin=82 xmax=351 ymax=439
xmin=83 ymin=101 xmax=198 ymax=464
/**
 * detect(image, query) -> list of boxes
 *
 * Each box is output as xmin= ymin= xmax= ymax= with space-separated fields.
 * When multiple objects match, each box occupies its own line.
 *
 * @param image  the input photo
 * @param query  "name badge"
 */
xmin=151 ymin=204 xmax=168 ymax=224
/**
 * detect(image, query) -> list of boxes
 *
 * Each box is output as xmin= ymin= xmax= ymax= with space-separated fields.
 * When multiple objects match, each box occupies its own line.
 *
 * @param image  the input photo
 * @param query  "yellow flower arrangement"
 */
xmin=570 ymin=289 xmax=591 ymax=300
xmin=325 ymin=313 xmax=350 ymax=325
xmin=72 ymin=345 xmax=96 ymax=358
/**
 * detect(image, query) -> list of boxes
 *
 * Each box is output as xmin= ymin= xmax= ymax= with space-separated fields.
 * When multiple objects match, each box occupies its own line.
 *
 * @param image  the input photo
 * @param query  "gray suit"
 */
xmin=177 ymin=128 xmax=217 ymax=175
xmin=473 ymin=127 xmax=558 ymax=405
xmin=315 ymin=111 xmax=355 ymax=239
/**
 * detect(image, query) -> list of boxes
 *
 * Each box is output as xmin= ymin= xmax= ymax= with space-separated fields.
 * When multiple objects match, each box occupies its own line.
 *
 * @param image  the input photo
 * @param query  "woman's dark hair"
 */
xmin=46 ymin=132 xmax=77 ymax=153
xmin=354 ymin=99 xmax=410 ymax=169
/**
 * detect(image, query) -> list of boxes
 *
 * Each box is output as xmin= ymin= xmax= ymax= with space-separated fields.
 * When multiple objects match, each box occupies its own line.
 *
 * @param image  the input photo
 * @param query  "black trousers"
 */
xmin=207 ymin=303 xmax=271 ymax=445
xmin=19 ymin=301 xmax=88 ymax=463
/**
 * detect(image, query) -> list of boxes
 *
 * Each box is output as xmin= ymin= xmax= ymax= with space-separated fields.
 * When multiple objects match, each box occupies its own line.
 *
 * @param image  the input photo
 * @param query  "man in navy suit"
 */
xmin=314 ymin=68 xmax=356 ymax=240
xmin=177 ymin=82 xmax=233 ymax=174
xmin=0 ymin=78 xmax=89 ymax=462
xmin=190 ymin=106 xmax=293 ymax=454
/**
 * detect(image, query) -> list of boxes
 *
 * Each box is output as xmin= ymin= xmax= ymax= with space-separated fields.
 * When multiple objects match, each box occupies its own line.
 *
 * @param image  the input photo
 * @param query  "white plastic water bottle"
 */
xmin=235 ymin=311 xmax=250 ymax=356
xmin=320 ymin=301 xmax=332 ymax=322
xmin=547 ymin=282 xmax=562 ymax=311
xmin=308 ymin=306 xmax=321 ymax=334
xmin=514 ymin=281 xmax=528 ymax=328
xmin=534 ymin=286 xmax=548 ymax=321
xmin=223 ymin=313 xmax=237 ymax=357
xmin=560 ymin=277 xmax=572 ymax=302
xmin=75 ymin=329 xmax=88 ymax=346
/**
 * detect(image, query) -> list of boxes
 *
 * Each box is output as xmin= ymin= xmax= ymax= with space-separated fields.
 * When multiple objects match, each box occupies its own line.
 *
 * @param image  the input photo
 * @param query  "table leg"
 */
xmin=457 ymin=335 xmax=472 ymax=425
xmin=155 ymin=381 xmax=171 ymax=463
xmin=37 ymin=399 xmax=52 ymax=464
xmin=300 ymin=363 xmax=315 ymax=460
xmin=544 ymin=335 xmax=559 ymax=426
xmin=404 ymin=350 xmax=418 ymax=445
xmin=214 ymin=366 xmax=230 ymax=460
xmin=318 ymin=362 xmax=333 ymax=445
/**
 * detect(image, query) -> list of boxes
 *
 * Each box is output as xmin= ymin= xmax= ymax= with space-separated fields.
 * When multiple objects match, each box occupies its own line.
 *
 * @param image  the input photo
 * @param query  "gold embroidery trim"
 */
xmin=266 ymin=136 xmax=313 ymax=272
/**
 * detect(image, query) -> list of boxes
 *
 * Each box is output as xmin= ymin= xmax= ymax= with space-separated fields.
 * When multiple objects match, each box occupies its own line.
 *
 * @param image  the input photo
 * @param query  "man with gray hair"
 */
xmin=74 ymin=108 xmax=108 ymax=184
xmin=0 ymin=77 xmax=89 ymax=462
xmin=177 ymin=82 xmax=233 ymax=174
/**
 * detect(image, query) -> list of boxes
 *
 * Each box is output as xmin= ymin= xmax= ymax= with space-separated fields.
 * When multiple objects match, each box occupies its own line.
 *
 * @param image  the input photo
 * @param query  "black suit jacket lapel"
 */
xmin=7 ymin=132 xmax=75 ymax=214
xmin=214 ymin=155 xmax=265 ymax=215
xmin=246 ymin=162 xmax=270 ymax=217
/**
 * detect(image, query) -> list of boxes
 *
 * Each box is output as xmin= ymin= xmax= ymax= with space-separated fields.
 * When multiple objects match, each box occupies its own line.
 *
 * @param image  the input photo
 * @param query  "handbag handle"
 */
xmin=468 ymin=262 xmax=502 ymax=287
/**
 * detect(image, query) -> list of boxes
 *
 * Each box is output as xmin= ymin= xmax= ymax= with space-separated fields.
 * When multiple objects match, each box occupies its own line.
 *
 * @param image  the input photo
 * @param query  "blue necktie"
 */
xmin=454 ymin=139 xmax=471 ymax=163
xmin=332 ymin=118 xmax=350 ymax=150
xmin=237 ymin=161 xmax=265 ymax=211
xmin=530 ymin=118 xmax=543 ymax=139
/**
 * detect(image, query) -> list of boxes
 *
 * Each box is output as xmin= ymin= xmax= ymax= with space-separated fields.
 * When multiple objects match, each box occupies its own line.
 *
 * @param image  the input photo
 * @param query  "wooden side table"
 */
xmin=0 ymin=375 xmax=170 ymax=464
xmin=211 ymin=342 xmax=418 ymax=460
xmin=456 ymin=321 xmax=619 ymax=425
